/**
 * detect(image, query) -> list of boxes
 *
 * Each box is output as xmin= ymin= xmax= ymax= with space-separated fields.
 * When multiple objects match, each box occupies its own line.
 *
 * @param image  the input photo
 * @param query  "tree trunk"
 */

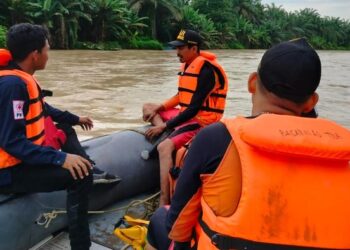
xmin=151 ymin=1 xmax=158 ymax=39
xmin=60 ymin=17 xmax=66 ymax=49
xmin=102 ymin=20 xmax=105 ymax=42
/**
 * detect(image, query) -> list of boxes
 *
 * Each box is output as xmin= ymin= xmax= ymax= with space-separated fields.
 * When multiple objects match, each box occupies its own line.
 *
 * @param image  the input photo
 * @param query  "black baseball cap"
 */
xmin=168 ymin=29 xmax=202 ymax=47
xmin=258 ymin=38 xmax=321 ymax=103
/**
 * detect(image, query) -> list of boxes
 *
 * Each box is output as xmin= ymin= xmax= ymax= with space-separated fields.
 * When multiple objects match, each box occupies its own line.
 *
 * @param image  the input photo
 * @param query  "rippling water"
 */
xmin=35 ymin=49 xmax=350 ymax=139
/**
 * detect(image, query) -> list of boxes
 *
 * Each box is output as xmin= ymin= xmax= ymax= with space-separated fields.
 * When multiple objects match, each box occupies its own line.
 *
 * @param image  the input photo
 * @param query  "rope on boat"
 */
xmin=121 ymin=245 xmax=133 ymax=250
xmin=35 ymin=191 xmax=160 ymax=228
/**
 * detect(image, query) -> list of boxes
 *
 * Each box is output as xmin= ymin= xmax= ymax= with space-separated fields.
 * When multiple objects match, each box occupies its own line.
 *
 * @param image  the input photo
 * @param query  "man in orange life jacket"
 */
xmin=0 ymin=23 xmax=94 ymax=249
xmin=142 ymin=29 xmax=228 ymax=206
xmin=145 ymin=38 xmax=350 ymax=250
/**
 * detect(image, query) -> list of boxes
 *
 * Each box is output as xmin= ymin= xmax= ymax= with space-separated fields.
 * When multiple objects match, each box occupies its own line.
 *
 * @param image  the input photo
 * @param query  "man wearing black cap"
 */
xmin=142 ymin=29 xmax=228 ymax=206
xmin=145 ymin=38 xmax=350 ymax=250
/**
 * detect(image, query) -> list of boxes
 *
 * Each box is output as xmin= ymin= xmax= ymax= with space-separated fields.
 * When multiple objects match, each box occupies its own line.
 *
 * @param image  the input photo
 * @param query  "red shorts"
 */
xmin=159 ymin=109 xmax=201 ymax=150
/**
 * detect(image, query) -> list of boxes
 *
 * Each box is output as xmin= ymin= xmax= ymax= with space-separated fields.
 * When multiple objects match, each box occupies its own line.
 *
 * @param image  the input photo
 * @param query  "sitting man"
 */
xmin=0 ymin=24 xmax=118 ymax=185
xmin=142 ymin=29 xmax=228 ymax=206
xmin=0 ymin=23 xmax=113 ymax=249
xmin=145 ymin=38 xmax=350 ymax=250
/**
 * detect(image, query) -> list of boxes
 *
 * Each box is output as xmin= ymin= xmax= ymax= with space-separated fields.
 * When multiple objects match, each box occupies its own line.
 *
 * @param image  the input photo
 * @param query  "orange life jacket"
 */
xmin=0 ymin=49 xmax=12 ymax=66
xmin=178 ymin=51 xmax=228 ymax=126
xmin=0 ymin=69 xmax=45 ymax=169
xmin=196 ymin=114 xmax=350 ymax=250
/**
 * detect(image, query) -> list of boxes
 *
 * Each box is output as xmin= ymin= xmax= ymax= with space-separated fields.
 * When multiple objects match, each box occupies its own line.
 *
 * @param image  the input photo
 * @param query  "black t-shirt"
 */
xmin=166 ymin=61 xmax=216 ymax=129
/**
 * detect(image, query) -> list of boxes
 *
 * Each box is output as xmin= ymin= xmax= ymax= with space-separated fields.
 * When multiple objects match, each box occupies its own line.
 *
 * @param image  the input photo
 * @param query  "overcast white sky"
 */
xmin=260 ymin=0 xmax=350 ymax=20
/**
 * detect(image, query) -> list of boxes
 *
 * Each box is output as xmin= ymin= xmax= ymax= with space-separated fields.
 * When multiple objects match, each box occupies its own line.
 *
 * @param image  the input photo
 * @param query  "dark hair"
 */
xmin=187 ymin=44 xmax=200 ymax=53
xmin=6 ymin=23 xmax=49 ymax=62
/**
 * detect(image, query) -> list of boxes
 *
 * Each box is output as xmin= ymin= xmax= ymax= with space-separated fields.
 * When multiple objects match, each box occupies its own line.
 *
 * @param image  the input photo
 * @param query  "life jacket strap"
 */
xmin=27 ymin=129 xmax=45 ymax=142
xmin=26 ymin=110 xmax=44 ymax=125
xmin=179 ymin=102 xmax=224 ymax=114
xmin=29 ymin=97 xmax=41 ymax=104
xmin=178 ymin=87 xmax=195 ymax=93
xmin=41 ymin=89 xmax=53 ymax=97
xmin=199 ymin=218 xmax=341 ymax=250
xmin=178 ymin=71 xmax=199 ymax=77
xmin=210 ymin=93 xmax=226 ymax=98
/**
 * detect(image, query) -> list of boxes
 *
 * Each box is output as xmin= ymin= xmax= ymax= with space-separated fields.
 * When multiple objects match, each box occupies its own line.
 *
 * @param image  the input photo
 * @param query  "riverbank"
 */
xmin=74 ymin=39 xmax=164 ymax=50
xmin=71 ymin=39 xmax=350 ymax=51
xmin=1 ymin=0 xmax=349 ymax=51
xmin=1 ymin=25 xmax=349 ymax=51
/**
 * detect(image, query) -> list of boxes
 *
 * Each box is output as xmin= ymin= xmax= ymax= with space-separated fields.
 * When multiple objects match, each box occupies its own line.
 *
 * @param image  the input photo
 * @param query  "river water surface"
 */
xmin=35 ymin=50 xmax=350 ymax=139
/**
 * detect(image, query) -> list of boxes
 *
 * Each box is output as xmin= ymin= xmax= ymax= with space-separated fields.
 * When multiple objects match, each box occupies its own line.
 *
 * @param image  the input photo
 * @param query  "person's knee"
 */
xmin=143 ymin=103 xmax=152 ymax=109
xmin=85 ymin=170 xmax=93 ymax=186
xmin=56 ymin=123 xmax=76 ymax=135
xmin=143 ymin=103 xmax=156 ymax=112
xmin=157 ymin=140 xmax=175 ymax=157
xmin=71 ymin=171 xmax=93 ymax=190
xmin=147 ymin=207 xmax=168 ymax=249
xmin=144 ymin=243 xmax=157 ymax=250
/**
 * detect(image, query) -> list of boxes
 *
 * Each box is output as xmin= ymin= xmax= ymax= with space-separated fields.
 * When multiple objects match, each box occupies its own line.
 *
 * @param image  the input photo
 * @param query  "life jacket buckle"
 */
xmin=211 ymin=233 xmax=232 ymax=249
xmin=211 ymin=233 xmax=220 ymax=246
xmin=169 ymin=166 xmax=181 ymax=179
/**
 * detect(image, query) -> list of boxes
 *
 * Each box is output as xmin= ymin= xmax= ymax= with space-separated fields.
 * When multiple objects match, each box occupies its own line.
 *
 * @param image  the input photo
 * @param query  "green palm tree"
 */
xmin=0 ymin=0 xmax=35 ymax=25
xmin=0 ymin=25 xmax=6 ymax=47
xmin=126 ymin=10 xmax=148 ymax=37
xmin=319 ymin=17 xmax=348 ymax=48
xmin=86 ymin=0 xmax=131 ymax=42
xmin=291 ymin=8 xmax=321 ymax=38
xmin=192 ymin=0 xmax=234 ymax=26
xmin=175 ymin=5 xmax=219 ymax=48
xmin=32 ymin=0 xmax=91 ymax=48
xmin=31 ymin=0 xmax=62 ymax=31
xmin=128 ymin=0 xmax=181 ymax=40
xmin=231 ymin=0 xmax=263 ymax=24
xmin=62 ymin=1 xmax=92 ymax=48
xmin=261 ymin=3 xmax=291 ymax=44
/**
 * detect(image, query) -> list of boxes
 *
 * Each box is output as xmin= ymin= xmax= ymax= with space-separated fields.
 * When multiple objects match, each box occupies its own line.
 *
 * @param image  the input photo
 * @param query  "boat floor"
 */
xmin=30 ymin=232 xmax=112 ymax=250
xmin=31 ymin=193 xmax=158 ymax=250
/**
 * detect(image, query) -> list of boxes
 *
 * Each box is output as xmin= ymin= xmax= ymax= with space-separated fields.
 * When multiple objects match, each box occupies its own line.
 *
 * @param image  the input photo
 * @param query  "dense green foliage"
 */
xmin=0 ymin=25 xmax=6 ymax=47
xmin=123 ymin=37 xmax=163 ymax=49
xmin=0 ymin=0 xmax=349 ymax=49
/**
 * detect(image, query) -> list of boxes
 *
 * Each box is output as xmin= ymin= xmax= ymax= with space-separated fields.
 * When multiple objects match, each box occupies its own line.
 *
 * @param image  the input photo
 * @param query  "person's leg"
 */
xmin=144 ymin=243 xmax=157 ymax=250
xmin=143 ymin=103 xmax=164 ymax=125
xmin=0 ymin=164 xmax=93 ymax=250
xmin=157 ymin=139 xmax=176 ymax=206
xmin=151 ymin=115 xmax=164 ymax=126
xmin=168 ymin=123 xmax=201 ymax=150
xmin=146 ymin=206 xmax=172 ymax=250
xmin=159 ymin=123 xmax=201 ymax=205
xmin=56 ymin=123 xmax=91 ymax=160
xmin=57 ymin=123 xmax=118 ymax=184
xmin=66 ymin=174 xmax=92 ymax=250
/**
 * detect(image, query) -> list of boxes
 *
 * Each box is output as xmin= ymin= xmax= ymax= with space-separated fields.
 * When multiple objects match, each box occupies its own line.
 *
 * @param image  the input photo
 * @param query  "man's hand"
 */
xmin=145 ymin=123 xmax=166 ymax=140
xmin=78 ymin=116 xmax=93 ymax=130
xmin=62 ymin=154 xmax=92 ymax=180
